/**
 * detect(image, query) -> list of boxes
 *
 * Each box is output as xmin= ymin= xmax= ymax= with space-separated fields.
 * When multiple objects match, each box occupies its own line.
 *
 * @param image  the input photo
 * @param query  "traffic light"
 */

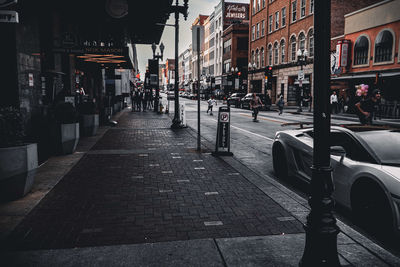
xmin=265 ymin=66 xmax=273 ymax=90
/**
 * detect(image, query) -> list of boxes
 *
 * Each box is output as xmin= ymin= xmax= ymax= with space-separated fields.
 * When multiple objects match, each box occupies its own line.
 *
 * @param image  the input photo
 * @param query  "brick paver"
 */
xmin=3 ymin=112 xmax=303 ymax=251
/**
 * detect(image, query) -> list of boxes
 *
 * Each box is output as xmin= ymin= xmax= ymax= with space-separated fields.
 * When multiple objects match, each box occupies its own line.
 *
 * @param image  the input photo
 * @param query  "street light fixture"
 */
xmin=151 ymin=42 xmax=164 ymax=113
xmin=296 ymin=49 xmax=308 ymax=112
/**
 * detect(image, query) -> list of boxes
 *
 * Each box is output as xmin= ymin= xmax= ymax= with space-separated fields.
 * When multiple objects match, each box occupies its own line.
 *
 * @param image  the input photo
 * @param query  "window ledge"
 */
xmin=373 ymin=60 xmax=394 ymax=66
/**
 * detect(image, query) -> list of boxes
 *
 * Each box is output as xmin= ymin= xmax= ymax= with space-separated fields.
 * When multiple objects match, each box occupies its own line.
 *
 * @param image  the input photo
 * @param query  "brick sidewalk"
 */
xmin=3 ymin=112 xmax=304 ymax=251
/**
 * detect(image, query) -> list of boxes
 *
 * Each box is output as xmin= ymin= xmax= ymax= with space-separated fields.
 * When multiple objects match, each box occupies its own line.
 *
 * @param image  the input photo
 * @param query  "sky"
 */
xmin=136 ymin=0 xmax=249 ymax=79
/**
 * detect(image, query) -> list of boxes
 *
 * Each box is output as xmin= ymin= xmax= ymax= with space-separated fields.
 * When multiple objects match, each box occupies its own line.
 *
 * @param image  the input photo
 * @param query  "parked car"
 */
xmin=272 ymin=124 xmax=400 ymax=236
xmin=240 ymin=93 xmax=271 ymax=110
xmin=227 ymin=93 xmax=246 ymax=107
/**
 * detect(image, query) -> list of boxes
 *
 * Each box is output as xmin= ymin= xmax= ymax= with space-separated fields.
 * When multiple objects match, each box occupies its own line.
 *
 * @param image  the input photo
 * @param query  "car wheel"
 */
xmin=351 ymin=180 xmax=393 ymax=234
xmin=272 ymin=143 xmax=289 ymax=179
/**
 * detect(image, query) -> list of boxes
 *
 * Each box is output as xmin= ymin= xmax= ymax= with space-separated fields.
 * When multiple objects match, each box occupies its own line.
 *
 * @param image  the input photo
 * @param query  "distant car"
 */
xmin=240 ymin=93 xmax=271 ymax=110
xmin=167 ymin=91 xmax=175 ymax=100
xmin=227 ymin=93 xmax=246 ymax=107
xmin=272 ymin=124 xmax=400 ymax=235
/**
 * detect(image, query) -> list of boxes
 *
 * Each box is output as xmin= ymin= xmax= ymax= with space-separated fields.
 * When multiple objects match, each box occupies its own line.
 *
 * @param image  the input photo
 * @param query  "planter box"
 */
xmin=60 ymin=123 xmax=79 ymax=154
xmin=0 ymin=143 xmax=38 ymax=201
xmin=81 ymin=114 xmax=99 ymax=136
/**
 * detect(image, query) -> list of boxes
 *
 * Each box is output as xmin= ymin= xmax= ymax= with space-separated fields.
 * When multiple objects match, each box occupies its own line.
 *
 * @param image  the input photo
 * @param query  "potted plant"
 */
xmin=54 ymin=102 xmax=79 ymax=154
xmin=79 ymin=101 xmax=99 ymax=136
xmin=0 ymin=107 xmax=38 ymax=201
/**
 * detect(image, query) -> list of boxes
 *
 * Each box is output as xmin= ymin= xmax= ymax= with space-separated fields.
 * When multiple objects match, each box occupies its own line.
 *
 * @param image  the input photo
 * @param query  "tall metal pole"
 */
xmin=197 ymin=27 xmax=201 ymax=151
xmin=171 ymin=0 xmax=182 ymax=128
xmin=299 ymin=0 xmax=340 ymax=266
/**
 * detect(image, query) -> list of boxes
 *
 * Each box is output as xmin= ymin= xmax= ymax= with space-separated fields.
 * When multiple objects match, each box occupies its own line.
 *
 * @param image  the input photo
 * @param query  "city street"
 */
xmin=164 ymin=94 xmax=400 ymax=257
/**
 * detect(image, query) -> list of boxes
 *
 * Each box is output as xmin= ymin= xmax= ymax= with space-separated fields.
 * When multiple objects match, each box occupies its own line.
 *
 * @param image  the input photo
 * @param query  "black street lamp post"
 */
xmin=296 ymin=48 xmax=308 ymax=112
xmin=151 ymin=42 xmax=164 ymax=113
xmin=168 ymin=0 xmax=189 ymax=129
xmin=299 ymin=0 xmax=341 ymax=266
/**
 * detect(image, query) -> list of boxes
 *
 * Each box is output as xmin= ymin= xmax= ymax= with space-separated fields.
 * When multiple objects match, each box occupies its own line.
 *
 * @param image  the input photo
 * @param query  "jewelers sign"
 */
xmin=224 ymin=2 xmax=249 ymax=25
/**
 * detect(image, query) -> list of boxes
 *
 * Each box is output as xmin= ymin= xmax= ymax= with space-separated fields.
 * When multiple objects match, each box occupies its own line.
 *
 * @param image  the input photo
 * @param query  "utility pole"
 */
xmin=299 ymin=0 xmax=341 ymax=266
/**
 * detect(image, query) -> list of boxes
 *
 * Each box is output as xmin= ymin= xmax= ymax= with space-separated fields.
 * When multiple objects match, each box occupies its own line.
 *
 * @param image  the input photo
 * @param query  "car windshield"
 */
xmin=357 ymin=130 xmax=400 ymax=165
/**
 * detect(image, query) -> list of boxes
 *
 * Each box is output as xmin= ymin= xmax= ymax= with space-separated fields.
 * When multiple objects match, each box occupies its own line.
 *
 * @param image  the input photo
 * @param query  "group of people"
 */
xmin=130 ymin=89 xmax=154 ymax=112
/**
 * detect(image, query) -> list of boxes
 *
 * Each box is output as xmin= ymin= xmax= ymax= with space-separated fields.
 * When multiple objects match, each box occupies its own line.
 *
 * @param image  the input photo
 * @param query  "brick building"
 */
xmin=248 ymin=0 xmax=380 ymax=105
xmin=331 ymin=0 xmax=400 ymax=118
xmin=222 ymin=23 xmax=249 ymax=94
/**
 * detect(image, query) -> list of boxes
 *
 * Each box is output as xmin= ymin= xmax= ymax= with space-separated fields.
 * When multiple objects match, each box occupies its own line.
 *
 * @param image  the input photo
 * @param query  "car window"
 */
xmin=304 ymin=130 xmax=375 ymax=163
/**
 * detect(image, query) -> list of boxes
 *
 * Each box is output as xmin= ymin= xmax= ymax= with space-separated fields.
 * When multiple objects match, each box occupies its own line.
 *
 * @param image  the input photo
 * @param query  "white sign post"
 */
xmin=180 ymin=103 xmax=186 ymax=127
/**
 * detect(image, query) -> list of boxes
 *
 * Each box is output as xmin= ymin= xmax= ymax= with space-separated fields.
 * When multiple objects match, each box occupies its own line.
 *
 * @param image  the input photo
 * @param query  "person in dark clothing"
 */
xmin=355 ymin=89 xmax=381 ymax=125
xmin=250 ymin=93 xmax=263 ymax=121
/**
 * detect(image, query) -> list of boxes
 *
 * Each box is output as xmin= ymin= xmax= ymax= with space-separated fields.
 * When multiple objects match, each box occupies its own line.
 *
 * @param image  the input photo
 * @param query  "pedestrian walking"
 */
xmin=355 ymin=89 xmax=381 ymax=125
xmin=277 ymin=95 xmax=285 ymax=115
xmin=330 ymin=91 xmax=338 ymax=114
xmin=141 ymin=90 xmax=146 ymax=111
xmin=135 ymin=90 xmax=141 ymax=111
xmin=250 ymin=93 xmax=263 ymax=122
xmin=207 ymin=96 xmax=217 ymax=115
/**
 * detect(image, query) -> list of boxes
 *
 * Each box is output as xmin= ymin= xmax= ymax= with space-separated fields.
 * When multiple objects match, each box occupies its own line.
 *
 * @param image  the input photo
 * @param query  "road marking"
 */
xmin=172 ymin=156 xmax=181 ymax=159
xmin=193 ymin=160 xmax=203 ymax=162
xmin=162 ymin=171 xmax=173 ymax=174
xmin=208 ymin=117 xmax=274 ymax=141
xmin=277 ymin=216 xmax=296 ymax=222
xmin=204 ymin=192 xmax=219 ymax=195
xmin=239 ymin=113 xmax=287 ymax=124
xmin=204 ymin=221 xmax=223 ymax=226
xmin=177 ymin=179 xmax=190 ymax=183
xmin=194 ymin=167 xmax=205 ymax=170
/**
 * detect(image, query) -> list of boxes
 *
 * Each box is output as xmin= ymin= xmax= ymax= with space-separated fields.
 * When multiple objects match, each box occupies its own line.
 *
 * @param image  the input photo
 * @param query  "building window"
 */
xmin=262 ymin=0 xmax=265 ymax=8
xmin=252 ymin=25 xmax=255 ymax=41
xmin=301 ymin=0 xmax=306 ymax=18
xmin=261 ymin=47 xmax=265 ymax=67
xmin=274 ymin=42 xmax=279 ymax=65
xmin=253 ymin=0 xmax=256 ymax=15
xmin=257 ymin=0 xmax=260 ymax=11
xmin=268 ymin=44 xmax=273 ymax=66
xmin=290 ymin=36 xmax=296 ymax=61
xmin=292 ymin=1 xmax=297 ymax=22
xmin=257 ymin=23 xmax=260 ymax=39
xmin=374 ymin=30 xmax=393 ymax=63
xmin=256 ymin=49 xmax=260 ymax=68
xmin=282 ymin=7 xmax=286 ymax=27
xmin=209 ymin=51 xmax=214 ymax=60
xmin=280 ymin=40 xmax=285 ymax=63
xmin=269 ymin=15 xmax=273 ymax=33
xmin=299 ymin=32 xmax=306 ymax=52
xmin=252 ymin=50 xmax=255 ymax=65
xmin=275 ymin=12 xmax=279 ymax=30
xmin=224 ymin=39 xmax=232 ymax=54
xmin=354 ymin=36 xmax=369 ymax=65
xmin=261 ymin=20 xmax=265 ymax=36
xmin=310 ymin=0 xmax=314 ymax=14
xmin=308 ymin=29 xmax=314 ymax=57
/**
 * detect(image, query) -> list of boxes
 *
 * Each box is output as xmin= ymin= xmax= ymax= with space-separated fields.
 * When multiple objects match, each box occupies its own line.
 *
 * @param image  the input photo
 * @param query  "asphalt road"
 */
xmin=161 ymin=94 xmax=400 ymax=257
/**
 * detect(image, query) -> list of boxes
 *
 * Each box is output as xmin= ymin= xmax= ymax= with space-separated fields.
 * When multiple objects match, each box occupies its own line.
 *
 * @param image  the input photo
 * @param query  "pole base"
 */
xmin=299 ymin=223 xmax=341 ymax=267
xmin=171 ymin=120 xmax=184 ymax=129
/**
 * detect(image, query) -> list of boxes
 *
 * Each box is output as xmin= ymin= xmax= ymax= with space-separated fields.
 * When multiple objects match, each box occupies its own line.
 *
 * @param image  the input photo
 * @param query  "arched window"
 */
xmin=256 ymin=49 xmax=260 ymax=68
xmin=354 ymin=36 xmax=369 ymax=65
xmin=251 ymin=50 xmax=255 ymax=65
xmin=280 ymin=40 xmax=285 ymax=63
xmin=268 ymin=44 xmax=273 ymax=66
xmin=374 ymin=30 xmax=393 ymax=63
xmin=261 ymin=47 xmax=265 ymax=67
xmin=274 ymin=42 xmax=279 ymax=65
xmin=290 ymin=36 xmax=296 ymax=61
xmin=299 ymin=32 xmax=306 ymax=52
xmin=308 ymin=29 xmax=314 ymax=57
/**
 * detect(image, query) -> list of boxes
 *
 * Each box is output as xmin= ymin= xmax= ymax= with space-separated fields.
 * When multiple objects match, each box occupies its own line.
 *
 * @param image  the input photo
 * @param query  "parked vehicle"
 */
xmin=227 ymin=93 xmax=246 ymax=108
xmin=240 ymin=93 xmax=271 ymax=110
xmin=272 ymin=124 xmax=400 ymax=236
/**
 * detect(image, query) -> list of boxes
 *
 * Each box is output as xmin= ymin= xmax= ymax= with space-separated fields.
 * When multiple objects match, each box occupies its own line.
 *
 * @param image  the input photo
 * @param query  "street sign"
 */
xmin=298 ymin=70 xmax=304 ymax=81
xmin=0 ymin=10 xmax=18 ymax=23
xmin=213 ymin=106 xmax=233 ymax=156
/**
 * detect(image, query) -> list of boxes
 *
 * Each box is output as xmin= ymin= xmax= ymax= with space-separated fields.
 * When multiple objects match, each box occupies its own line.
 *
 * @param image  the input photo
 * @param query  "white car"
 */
xmin=272 ymin=124 xmax=400 ymax=235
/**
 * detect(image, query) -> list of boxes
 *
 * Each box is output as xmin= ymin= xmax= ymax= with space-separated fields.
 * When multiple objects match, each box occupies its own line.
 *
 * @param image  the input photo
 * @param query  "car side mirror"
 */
xmin=330 ymin=145 xmax=346 ymax=163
